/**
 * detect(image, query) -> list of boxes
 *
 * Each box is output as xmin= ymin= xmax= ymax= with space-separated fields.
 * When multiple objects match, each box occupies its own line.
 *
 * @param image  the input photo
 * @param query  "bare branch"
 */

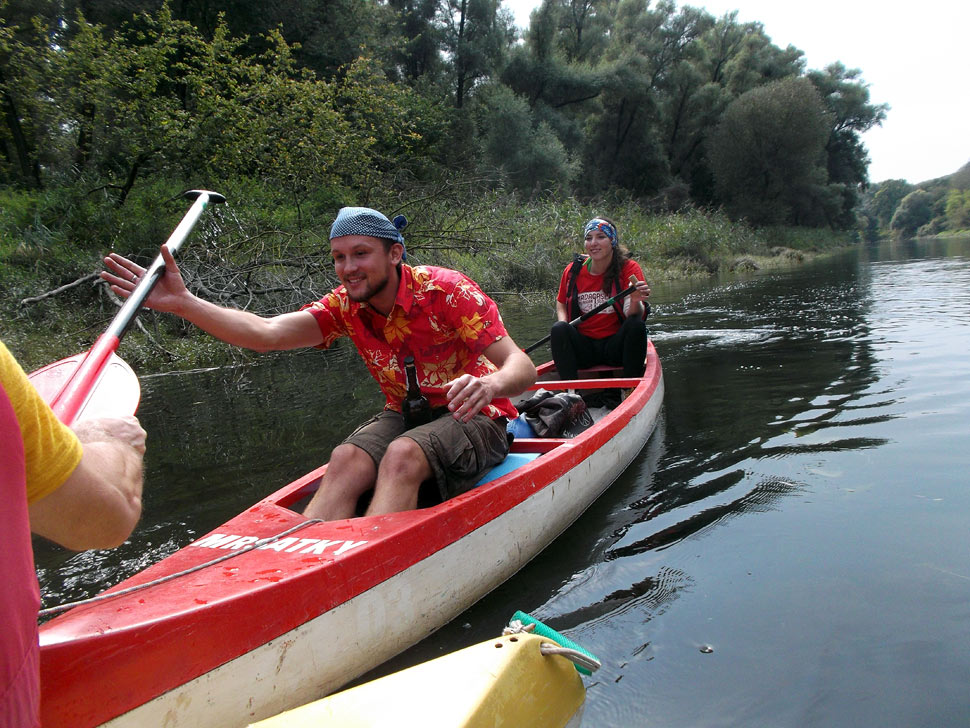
xmin=20 ymin=272 xmax=100 ymax=306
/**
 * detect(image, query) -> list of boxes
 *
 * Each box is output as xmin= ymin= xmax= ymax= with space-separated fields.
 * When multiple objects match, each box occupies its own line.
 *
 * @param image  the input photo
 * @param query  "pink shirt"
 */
xmin=0 ymin=385 xmax=40 ymax=728
xmin=0 ymin=341 xmax=82 ymax=728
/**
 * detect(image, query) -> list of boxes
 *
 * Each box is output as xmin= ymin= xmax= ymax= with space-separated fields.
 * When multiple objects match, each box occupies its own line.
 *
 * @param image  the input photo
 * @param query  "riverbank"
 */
xmin=1 ymin=184 xmax=855 ymax=373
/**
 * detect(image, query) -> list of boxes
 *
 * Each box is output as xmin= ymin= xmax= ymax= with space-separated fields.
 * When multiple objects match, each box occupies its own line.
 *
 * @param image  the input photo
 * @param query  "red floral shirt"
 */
xmin=302 ymin=264 xmax=517 ymax=420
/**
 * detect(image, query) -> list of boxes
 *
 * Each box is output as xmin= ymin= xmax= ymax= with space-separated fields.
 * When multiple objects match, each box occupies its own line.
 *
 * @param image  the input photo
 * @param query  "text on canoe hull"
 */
xmin=190 ymin=533 xmax=368 ymax=556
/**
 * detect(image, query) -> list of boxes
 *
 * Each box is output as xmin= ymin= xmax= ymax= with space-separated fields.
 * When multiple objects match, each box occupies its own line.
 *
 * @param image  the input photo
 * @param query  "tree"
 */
xmin=0 ymin=4 xmax=55 ymax=188
xmin=807 ymin=63 xmax=887 ymax=226
xmin=475 ymin=83 xmax=577 ymax=193
xmin=388 ymin=0 xmax=445 ymax=84
xmin=889 ymin=189 xmax=933 ymax=237
xmin=944 ymin=189 xmax=970 ymax=231
xmin=667 ymin=12 xmax=804 ymax=204
xmin=556 ymin=0 xmax=612 ymax=63
xmin=441 ymin=0 xmax=513 ymax=108
xmin=867 ymin=179 xmax=912 ymax=229
xmin=0 ymin=5 xmax=440 ymax=204
xmin=499 ymin=0 xmax=602 ymax=152
xmin=951 ymin=161 xmax=970 ymax=190
xmin=708 ymin=76 xmax=833 ymax=225
xmin=581 ymin=0 xmax=710 ymax=195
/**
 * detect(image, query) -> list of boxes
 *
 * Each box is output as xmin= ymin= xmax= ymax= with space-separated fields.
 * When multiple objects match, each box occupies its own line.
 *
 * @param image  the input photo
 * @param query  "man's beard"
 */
xmin=346 ymin=273 xmax=389 ymax=303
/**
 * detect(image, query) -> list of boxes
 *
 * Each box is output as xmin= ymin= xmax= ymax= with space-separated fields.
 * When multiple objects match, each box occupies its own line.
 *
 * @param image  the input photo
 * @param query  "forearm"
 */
xmin=484 ymin=349 xmax=537 ymax=398
xmin=169 ymin=294 xmax=282 ymax=351
xmin=29 ymin=440 xmax=144 ymax=550
xmin=446 ymin=339 xmax=538 ymax=421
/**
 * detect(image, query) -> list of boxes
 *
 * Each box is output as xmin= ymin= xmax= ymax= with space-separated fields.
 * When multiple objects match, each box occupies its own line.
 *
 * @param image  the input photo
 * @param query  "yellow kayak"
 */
xmin=249 ymin=619 xmax=596 ymax=728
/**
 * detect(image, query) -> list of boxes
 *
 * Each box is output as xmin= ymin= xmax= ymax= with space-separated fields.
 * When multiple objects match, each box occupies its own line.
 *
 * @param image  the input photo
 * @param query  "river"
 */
xmin=34 ymin=236 xmax=970 ymax=726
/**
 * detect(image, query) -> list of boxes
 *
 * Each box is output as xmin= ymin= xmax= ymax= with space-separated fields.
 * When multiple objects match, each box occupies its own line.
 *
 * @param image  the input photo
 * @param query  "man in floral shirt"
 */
xmin=102 ymin=207 xmax=536 ymax=519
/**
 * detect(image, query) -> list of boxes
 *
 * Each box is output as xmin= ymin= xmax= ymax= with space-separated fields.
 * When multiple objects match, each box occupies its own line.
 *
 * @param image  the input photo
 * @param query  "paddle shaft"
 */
xmin=523 ymin=284 xmax=638 ymax=354
xmin=49 ymin=190 xmax=224 ymax=424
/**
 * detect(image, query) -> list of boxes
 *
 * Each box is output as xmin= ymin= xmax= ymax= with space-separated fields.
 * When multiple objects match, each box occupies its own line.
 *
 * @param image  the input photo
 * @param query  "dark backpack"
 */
xmin=518 ymin=389 xmax=593 ymax=438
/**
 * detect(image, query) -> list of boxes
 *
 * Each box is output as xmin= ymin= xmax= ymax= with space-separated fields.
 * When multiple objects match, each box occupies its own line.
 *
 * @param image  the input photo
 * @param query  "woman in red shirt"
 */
xmin=551 ymin=217 xmax=651 ymax=382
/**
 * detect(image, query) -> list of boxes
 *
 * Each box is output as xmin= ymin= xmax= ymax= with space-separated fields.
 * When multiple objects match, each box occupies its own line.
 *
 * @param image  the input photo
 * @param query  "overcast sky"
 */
xmin=505 ymin=0 xmax=970 ymax=184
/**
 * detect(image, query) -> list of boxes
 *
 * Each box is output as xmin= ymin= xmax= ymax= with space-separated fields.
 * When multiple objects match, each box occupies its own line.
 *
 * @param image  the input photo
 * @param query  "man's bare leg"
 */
xmin=365 ymin=437 xmax=433 ymax=516
xmin=303 ymin=443 xmax=377 ymax=520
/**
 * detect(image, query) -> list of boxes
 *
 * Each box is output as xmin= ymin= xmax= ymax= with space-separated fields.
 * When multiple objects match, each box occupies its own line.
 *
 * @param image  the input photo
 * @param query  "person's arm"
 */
xmin=446 ymin=336 xmax=537 ymax=423
xmin=626 ymin=274 xmax=651 ymax=318
xmin=29 ymin=416 xmax=147 ymax=550
xmin=622 ymin=260 xmax=651 ymax=319
xmin=555 ymin=263 xmax=573 ymax=322
xmin=102 ymin=245 xmax=324 ymax=352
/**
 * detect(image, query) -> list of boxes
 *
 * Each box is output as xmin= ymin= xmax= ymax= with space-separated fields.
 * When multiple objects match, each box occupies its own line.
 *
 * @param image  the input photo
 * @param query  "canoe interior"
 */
xmin=275 ymin=361 xmax=636 ymax=514
xmin=38 ymin=346 xmax=663 ymax=728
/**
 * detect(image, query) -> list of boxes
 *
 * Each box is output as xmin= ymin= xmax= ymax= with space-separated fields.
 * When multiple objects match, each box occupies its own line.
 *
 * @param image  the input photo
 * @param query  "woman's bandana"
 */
xmin=584 ymin=218 xmax=617 ymax=248
xmin=330 ymin=207 xmax=409 ymax=260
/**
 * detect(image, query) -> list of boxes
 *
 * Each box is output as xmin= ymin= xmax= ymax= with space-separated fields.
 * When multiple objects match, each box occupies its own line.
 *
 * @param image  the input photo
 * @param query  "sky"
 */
xmin=504 ymin=0 xmax=970 ymax=184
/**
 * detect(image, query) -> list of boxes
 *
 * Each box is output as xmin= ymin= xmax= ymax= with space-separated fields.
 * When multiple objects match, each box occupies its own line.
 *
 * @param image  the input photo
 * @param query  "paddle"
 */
xmin=523 ymin=283 xmax=638 ymax=354
xmin=28 ymin=189 xmax=226 ymax=425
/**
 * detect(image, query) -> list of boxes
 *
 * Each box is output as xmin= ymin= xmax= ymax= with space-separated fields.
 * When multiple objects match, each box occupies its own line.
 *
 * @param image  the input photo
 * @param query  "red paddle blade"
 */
xmin=29 ymin=351 xmax=140 ymax=422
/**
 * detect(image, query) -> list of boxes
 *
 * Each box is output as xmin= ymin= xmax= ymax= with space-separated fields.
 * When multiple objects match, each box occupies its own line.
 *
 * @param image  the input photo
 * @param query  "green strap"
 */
xmin=510 ymin=610 xmax=601 ymax=675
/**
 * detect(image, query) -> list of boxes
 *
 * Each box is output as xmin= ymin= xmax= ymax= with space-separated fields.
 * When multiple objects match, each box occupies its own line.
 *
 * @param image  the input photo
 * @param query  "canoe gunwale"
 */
xmin=39 ymin=342 xmax=664 ymax=728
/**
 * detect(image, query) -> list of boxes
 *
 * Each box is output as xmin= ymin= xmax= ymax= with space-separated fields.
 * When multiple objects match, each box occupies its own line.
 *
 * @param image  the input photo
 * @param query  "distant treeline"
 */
xmin=859 ymin=163 xmax=970 ymax=240
xmin=1 ymin=0 xmax=889 ymax=229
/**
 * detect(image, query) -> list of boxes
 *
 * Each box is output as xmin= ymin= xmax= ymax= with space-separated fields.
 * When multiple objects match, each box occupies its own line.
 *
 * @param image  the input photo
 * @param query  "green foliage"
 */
xmin=951 ymin=162 xmax=970 ymax=191
xmin=475 ymin=84 xmax=577 ymax=194
xmin=0 ymin=0 xmax=892 ymax=231
xmin=889 ymin=189 xmax=934 ymax=237
xmin=806 ymin=63 xmax=887 ymax=226
xmin=440 ymin=0 xmax=514 ymax=108
xmin=0 ymin=6 xmax=441 ymax=210
xmin=709 ymin=77 xmax=833 ymax=225
xmin=944 ymin=189 xmax=970 ymax=231
xmin=868 ymin=179 xmax=913 ymax=229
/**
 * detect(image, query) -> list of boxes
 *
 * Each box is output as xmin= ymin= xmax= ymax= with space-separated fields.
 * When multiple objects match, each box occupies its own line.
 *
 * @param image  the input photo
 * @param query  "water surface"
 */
xmin=35 ymin=237 xmax=970 ymax=726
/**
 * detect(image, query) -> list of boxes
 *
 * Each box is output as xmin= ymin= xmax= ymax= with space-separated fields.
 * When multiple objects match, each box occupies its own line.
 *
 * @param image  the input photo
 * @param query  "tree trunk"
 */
xmin=454 ymin=0 xmax=468 ymax=108
xmin=0 ymin=68 xmax=42 ymax=188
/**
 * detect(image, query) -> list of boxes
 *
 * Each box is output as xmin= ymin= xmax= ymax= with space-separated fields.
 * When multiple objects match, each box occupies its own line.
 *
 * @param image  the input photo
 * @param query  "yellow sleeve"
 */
xmin=0 ymin=341 xmax=83 ymax=503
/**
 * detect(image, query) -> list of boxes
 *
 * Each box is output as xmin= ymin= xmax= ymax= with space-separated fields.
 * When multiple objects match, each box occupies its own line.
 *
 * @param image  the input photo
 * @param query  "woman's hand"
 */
xmin=629 ymin=274 xmax=651 ymax=308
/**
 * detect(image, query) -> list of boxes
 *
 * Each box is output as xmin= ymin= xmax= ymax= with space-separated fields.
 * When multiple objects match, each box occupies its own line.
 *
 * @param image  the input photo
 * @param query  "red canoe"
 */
xmin=39 ymin=344 xmax=664 ymax=727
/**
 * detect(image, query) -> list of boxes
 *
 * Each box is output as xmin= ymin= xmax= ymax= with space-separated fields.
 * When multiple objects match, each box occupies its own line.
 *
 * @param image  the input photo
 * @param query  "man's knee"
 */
xmin=329 ymin=442 xmax=371 ymax=469
xmin=380 ymin=437 xmax=429 ymax=479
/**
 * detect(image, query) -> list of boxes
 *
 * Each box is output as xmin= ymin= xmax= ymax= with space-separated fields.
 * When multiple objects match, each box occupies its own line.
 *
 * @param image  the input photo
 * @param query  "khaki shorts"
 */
xmin=344 ymin=409 xmax=510 ymax=503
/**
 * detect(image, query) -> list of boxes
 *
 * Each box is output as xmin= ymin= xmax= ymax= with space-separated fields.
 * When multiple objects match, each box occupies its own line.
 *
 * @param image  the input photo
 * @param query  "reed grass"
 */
xmin=1 ymin=182 xmax=855 ymax=372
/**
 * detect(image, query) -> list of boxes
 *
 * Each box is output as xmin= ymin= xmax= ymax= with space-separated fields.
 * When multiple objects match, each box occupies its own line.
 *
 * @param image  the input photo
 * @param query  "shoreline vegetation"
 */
xmin=1 ymin=182 xmax=855 ymax=374
xmin=3 ymin=3 xmax=964 ymax=376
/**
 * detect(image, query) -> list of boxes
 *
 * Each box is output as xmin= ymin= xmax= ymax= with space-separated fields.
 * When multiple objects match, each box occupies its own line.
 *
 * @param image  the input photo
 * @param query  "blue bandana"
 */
xmin=329 ymin=207 xmax=409 ymax=260
xmin=584 ymin=218 xmax=617 ymax=248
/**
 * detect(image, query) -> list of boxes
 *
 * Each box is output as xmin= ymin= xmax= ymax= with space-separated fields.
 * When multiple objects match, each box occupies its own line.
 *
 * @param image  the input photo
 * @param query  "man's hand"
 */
xmin=444 ymin=336 xmax=537 ymax=423
xmin=101 ymin=244 xmax=188 ymax=314
xmin=446 ymin=374 xmax=496 ymax=423
xmin=30 ymin=415 xmax=147 ymax=550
